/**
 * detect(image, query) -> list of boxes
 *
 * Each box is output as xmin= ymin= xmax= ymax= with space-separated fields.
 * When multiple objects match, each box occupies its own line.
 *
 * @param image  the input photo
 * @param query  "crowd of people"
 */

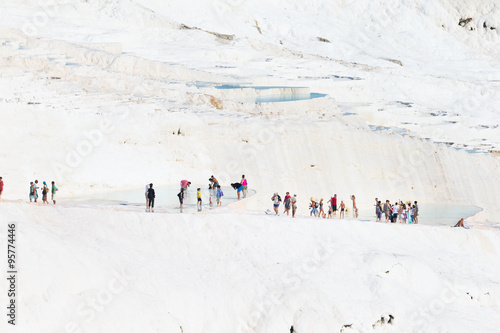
xmin=268 ymin=192 xmax=424 ymax=225
xmin=375 ymin=198 xmax=419 ymax=224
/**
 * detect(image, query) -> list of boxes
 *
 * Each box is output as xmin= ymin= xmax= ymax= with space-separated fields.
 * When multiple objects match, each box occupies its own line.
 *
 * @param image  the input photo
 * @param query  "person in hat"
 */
xmin=42 ymin=181 xmax=49 ymax=204
xmin=271 ymin=192 xmax=281 ymax=215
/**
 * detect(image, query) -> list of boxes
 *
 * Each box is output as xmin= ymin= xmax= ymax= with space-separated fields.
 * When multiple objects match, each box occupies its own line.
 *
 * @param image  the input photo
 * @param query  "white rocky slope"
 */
xmin=0 ymin=0 xmax=500 ymax=331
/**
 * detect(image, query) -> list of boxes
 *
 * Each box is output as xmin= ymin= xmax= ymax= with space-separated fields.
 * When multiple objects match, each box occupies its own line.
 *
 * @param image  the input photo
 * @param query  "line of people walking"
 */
xmin=28 ymin=180 xmax=58 ymax=204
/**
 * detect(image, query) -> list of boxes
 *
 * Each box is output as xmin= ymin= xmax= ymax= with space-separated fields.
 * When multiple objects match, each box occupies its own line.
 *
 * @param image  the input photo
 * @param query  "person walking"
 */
xmin=283 ymin=192 xmax=291 ymax=216
xmin=318 ymin=198 xmax=325 ymax=218
xmin=51 ymin=181 xmax=58 ymax=204
xmin=147 ymin=183 xmax=155 ymax=212
xmin=291 ymin=194 xmax=297 ymax=218
xmin=271 ymin=192 xmax=281 ymax=215
xmin=42 ymin=181 xmax=49 ymax=204
xmin=33 ymin=180 xmax=40 ymax=202
xmin=29 ymin=182 xmax=35 ymax=202
xmin=0 ymin=177 xmax=3 ymax=202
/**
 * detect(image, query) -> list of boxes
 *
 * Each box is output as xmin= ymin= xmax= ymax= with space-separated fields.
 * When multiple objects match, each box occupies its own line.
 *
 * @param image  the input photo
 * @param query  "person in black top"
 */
xmin=147 ymin=183 xmax=155 ymax=212
xmin=231 ymin=182 xmax=243 ymax=200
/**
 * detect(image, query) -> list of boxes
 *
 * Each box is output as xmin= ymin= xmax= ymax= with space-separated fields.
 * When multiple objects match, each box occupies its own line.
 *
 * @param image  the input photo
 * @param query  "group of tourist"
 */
xmin=270 ymin=193 xmax=356 ymax=219
xmin=28 ymin=179 xmax=58 ymax=204
xmin=268 ymin=193 xmax=422 ymax=225
xmin=375 ymin=198 xmax=419 ymax=224
xmin=144 ymin=174 xmax=245 ymax=212
xmin=271 ymin=192 xmax=298 ymax=217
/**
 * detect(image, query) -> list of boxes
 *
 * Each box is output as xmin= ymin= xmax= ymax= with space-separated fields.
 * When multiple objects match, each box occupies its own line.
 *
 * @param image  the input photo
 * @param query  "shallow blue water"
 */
xmin=76 ymin=185 xmax=254 ymax=213
xmin=356 ymin=203 xmax=482 ymax=226
xmin=254 ymin=92 xmax=327 ymax=103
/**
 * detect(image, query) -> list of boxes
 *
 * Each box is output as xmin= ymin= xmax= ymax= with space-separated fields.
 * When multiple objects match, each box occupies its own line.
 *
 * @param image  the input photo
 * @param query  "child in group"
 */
xmin=328 ymin=206 xmax=333 ymax=218
xmin=216 ymin=185 xmax=223 ymax=206
xmin=197 ymin=188 xmax=202 ymax=211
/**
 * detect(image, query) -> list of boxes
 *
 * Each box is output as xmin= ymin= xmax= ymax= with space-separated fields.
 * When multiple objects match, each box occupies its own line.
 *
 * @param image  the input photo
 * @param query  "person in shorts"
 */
xmin=271 ymin=192 xmax=281 ymax=215
xmin=51 ymin=181 xmax=58 ymax=204
xmin=197 ymin=188 xmax=202 ymax=211
xmin=216 ymin=185 xmax=223 ymax=206
xmin=178 ymin=188 xmax=185 ymax=209
xmin=291 ymin=194 xmax=297 ymax=218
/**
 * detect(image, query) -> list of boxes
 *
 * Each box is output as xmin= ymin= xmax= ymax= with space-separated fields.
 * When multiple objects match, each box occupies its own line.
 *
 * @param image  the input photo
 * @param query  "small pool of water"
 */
xmin=75 ymin=185 xmax=255 ymax=213
xmin=254 ymin=92 xmax=327 ymax=103
xmin=356 ymin=204 xmax=482 ymax=226
xmin=198 ymin=83 xmax=328 ymax=103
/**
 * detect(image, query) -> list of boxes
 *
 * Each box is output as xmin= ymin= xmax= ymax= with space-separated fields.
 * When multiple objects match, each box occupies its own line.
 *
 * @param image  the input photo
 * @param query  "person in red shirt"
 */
xmin=0 ymin=177 xmax=4 ymax=202
xmin=327 ymin=194 xmax=338 ymax=217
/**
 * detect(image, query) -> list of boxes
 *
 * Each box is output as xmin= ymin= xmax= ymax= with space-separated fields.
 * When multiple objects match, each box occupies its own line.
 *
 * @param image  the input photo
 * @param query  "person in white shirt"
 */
xmin=145 ymin=184 xmax=150 ymax=209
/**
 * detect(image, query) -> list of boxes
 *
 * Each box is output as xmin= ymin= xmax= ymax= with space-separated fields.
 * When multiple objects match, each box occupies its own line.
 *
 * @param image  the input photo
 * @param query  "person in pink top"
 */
xmin=180 ymin=180 xmax=191 ymax=191
xmin=0 ymin=177 xmax=4 ymax=202
xmin=283 ymin=192 xmax=291 ymax=215
xmin=240 ymin=175 xmax=248 ymax=198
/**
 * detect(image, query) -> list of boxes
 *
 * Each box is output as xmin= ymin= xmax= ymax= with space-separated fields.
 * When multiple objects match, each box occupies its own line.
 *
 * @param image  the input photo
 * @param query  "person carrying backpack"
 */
xmin=271 ymin=192 xmax=281 ymax=215
xmin=42 ymin=181 xmax=49 ymax=204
